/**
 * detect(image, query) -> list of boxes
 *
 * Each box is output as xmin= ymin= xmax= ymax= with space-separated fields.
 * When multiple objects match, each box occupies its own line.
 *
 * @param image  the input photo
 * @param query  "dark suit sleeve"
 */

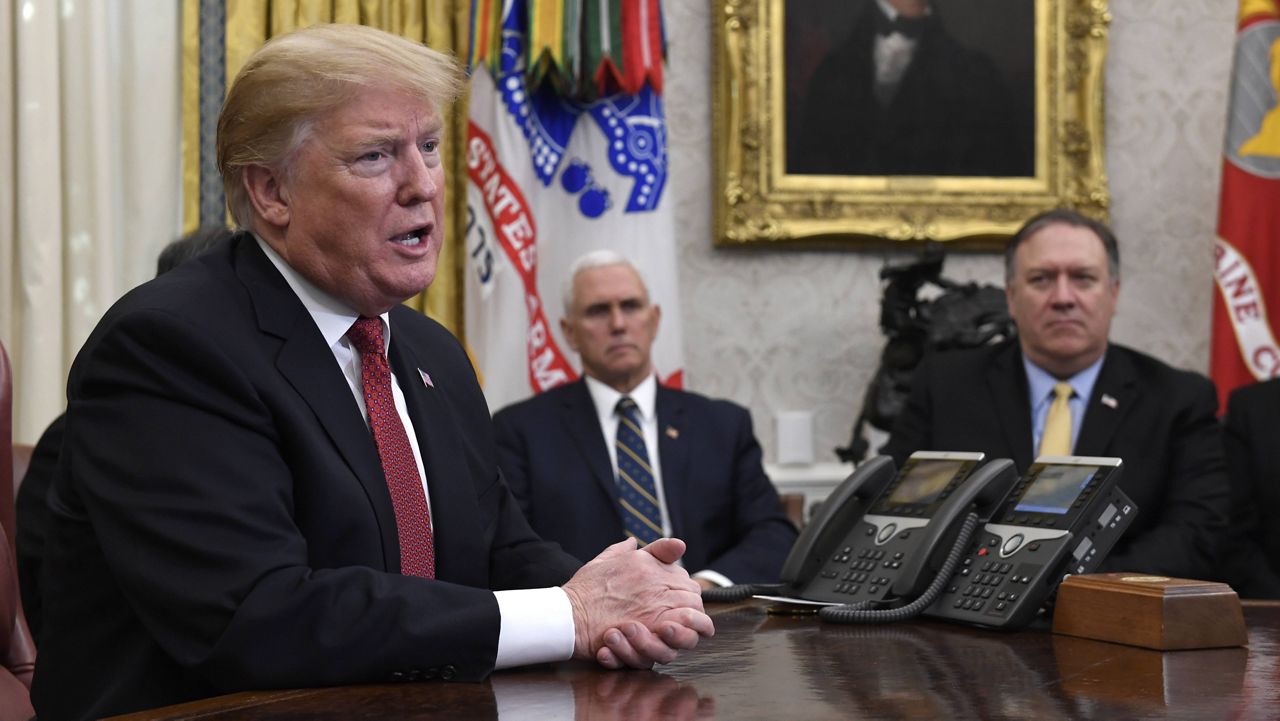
xmin=492 ymin=409 xmax=535 ymax=520
xmin=457 ymin=400 xmax=579 ymax=593
xmin=1221 ymin=388 xmax=1280 ymax=597
xmin=1099 ymin=374 xmax=1229 ymax=580
xmin=51 ymin=309 xmax=518 ymax=690
xmin=696 ymin=404 xmax=798 ymax=584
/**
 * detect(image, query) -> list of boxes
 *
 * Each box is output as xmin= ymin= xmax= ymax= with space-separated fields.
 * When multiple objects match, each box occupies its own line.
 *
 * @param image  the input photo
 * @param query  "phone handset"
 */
xmin=889 ymin=458 xmax=1018 ymax=600
xmin=702 ymin=455 xmax=899 ymax=603
xmin=820 ymin=458 xmax=1018 ymax=624
xmin=779 ymin=455 xmax=897 ymax=589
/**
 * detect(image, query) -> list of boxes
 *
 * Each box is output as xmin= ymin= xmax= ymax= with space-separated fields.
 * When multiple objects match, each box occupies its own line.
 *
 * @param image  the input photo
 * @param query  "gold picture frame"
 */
xmin=712 ymin=0 xmax=1111 ymax=249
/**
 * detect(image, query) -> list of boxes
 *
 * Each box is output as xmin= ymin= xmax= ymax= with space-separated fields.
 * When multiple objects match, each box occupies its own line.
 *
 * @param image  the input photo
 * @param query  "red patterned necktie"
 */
xmin=347 ymin=316 xmax=436 ymax=578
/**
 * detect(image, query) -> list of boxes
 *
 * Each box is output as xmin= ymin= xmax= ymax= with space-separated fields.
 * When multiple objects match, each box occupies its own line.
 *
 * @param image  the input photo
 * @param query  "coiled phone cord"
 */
xmin=701 ymin=582 xmax=785 ymax=603
xmin=818 ymin=511 xmax=980 ymax=624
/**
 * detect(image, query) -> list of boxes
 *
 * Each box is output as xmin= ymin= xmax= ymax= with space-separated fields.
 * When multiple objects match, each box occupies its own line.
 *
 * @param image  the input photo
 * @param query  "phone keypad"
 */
xmin=942 ymin=555 xmax=1036 ymax=617
xmin=805 ymin=515 xmax=939 ymax=603
xmin=813 ymin=545 xmax=898 ymax=600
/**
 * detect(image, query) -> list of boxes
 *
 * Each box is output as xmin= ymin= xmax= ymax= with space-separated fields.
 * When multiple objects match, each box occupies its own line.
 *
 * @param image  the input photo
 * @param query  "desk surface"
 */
xmin=114 ymin=600 xmax=1280 ymax=721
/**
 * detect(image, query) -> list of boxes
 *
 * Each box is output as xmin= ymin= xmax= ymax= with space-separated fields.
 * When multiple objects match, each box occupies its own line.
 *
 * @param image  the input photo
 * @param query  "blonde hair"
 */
xmin=217 ymin=24 xmax=465 ymax=229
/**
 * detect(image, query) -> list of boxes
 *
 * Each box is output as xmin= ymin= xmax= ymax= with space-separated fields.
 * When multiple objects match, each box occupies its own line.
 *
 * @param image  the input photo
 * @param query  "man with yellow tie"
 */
xmin=883 ymin=209 xmax=1228 ymax=580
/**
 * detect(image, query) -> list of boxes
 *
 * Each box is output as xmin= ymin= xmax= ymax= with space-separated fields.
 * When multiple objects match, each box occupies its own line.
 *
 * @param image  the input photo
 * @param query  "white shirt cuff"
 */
xmin=693 ymin=569 xmax=733 ymax=588
xmin=493 ymin=587 xmax=576 ymax=670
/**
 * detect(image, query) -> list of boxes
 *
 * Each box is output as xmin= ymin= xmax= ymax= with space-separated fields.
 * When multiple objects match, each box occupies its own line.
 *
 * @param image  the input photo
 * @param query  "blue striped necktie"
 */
xmin=614 ymin=396 xmax=663 ymax=545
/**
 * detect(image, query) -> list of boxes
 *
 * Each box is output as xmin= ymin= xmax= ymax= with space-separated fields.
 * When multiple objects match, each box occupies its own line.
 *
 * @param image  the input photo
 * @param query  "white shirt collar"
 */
xmin=584 ymin=373 xmax=657 ymax=421
xmin=876 ymin=0 xmax=901 ymax=20
xmin=1022 ymin=349 xmax=1107 ymax=407
xmin=875 ymin=0 xmax=931 ymax=21
xmin=254 ymin=234 xmax=391 ymax=353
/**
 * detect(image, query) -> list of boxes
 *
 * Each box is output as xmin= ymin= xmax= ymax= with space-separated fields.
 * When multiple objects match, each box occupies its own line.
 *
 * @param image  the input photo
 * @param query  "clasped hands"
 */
xmin=562 ymin=537 xmax=715 ymax=670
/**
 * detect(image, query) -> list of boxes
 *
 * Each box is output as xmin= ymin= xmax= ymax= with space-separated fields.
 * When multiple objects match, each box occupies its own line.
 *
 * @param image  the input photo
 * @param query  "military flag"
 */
xmin=1211 ymin=0 xmax=1280 ymax=407
xmin=464 ymin=0 xmax=683 ymax=411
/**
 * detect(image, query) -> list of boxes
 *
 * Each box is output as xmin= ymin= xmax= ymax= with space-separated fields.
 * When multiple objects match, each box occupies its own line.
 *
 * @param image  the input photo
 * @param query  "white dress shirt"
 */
xmin=583 ymin=374 xmax=733 ymax=588
xmin=872 ymin=0 xmax=926 ymax=105
xmin=256 ymin=237 xmax=574 ymax=669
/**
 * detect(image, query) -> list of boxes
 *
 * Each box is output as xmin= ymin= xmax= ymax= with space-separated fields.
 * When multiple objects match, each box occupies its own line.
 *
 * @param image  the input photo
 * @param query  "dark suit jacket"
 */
xmin=492 ymin=380 xmax=797 ymax=584
xmin=1222 ymin=379 xmax=1280 ymax=598
xmin=32 ymin=234 xmax=580 ymax=721
xmin=791 ymin=2 xmax=1028 ymax=177
xmin=882 ymin=341 xmax=1229 ymax=580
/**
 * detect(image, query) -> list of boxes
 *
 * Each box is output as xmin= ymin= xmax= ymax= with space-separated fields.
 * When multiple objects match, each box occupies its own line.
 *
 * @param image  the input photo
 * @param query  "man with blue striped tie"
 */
xmin=494 ymin=250 xmax=798 ymax=590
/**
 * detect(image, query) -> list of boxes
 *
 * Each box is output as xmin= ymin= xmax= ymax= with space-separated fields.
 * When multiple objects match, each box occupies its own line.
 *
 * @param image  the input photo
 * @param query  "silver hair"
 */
xmin=561 ymin=250 xmax=650 ymax=315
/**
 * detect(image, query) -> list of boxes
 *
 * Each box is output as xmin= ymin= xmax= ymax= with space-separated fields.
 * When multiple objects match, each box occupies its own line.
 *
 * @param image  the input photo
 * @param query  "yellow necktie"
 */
xmin=1039 ymin=382 xmax=1074 ymax=457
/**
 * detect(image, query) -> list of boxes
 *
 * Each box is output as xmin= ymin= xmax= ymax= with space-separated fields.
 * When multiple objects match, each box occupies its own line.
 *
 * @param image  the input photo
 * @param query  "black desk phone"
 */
xmin=779 ymin=451 xmax=1018 ymax=608
xmin=924 ymin=455 xmax=1136 ymax=629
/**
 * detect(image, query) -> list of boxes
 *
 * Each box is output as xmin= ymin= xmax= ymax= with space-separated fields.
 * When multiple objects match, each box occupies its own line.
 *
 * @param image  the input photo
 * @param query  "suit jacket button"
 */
xmin=441 ymin=665 xmax=457 ymax=680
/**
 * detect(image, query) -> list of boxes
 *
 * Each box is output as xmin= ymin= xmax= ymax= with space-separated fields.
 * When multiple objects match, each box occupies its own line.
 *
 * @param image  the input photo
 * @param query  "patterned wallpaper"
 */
xmin=662 ymin=0 xmax=1236 ymax=463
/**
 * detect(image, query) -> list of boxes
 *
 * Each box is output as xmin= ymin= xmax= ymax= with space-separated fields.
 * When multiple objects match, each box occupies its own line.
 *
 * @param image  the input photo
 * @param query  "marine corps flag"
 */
xmin=1212 ymin=0 xmax=1280 ymax=408
xmin=464 ymin=0 xmax=684 ymax=412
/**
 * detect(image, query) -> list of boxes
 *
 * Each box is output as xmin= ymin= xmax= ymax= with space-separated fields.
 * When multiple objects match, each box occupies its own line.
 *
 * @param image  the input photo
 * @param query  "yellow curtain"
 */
xmin=181 ymin=2 xmax=200 ymax=242
xmin=183 ymin=0 xmax=471 ymax=333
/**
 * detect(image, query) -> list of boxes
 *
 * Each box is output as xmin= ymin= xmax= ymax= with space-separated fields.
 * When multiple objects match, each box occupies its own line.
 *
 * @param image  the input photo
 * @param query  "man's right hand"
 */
xmin=561 ymin=538 xmax=715 ymax=670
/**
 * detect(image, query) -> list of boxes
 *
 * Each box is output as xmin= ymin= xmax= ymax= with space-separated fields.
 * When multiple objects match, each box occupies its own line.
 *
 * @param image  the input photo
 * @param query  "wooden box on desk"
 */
xmin=1051 ymin=573 xmax=1246 ymax=650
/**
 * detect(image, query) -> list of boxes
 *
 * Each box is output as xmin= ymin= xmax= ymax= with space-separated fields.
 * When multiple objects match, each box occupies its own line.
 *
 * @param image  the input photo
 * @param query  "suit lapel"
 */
xmin=655 ymin=386 xmax=689 ymax=539
xmin=985 ymin=343 xmax=1035 ymax=469
xmin=386 ymin=315 xmax=485 ymax=585
xmin=559 ymin=380 xmax=618 ymax=504
xmin=1075 ymin=348 xmax=1138 ymax=456
xmin=236 ymin=238 xmax=398 ymax=567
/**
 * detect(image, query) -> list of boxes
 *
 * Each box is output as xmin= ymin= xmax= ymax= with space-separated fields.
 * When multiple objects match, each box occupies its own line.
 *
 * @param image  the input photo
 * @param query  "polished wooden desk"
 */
xmin=113 ymin=600 xmax=1280 ymax=721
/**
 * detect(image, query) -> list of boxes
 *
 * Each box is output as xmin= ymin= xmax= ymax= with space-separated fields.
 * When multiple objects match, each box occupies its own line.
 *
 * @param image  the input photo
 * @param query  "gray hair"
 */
xmin=217 ymin=24 xmax=465 ymax=231
xmin=562 ymin=250 xmax=650 ymax=315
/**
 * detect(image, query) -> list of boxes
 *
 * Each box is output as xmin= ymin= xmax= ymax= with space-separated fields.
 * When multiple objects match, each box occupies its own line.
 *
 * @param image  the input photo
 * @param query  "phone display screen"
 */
xmin=885 ymin=459 xmax=966 ymax=507
xmin=1014 ymin=465 xmax=1098 ymax=515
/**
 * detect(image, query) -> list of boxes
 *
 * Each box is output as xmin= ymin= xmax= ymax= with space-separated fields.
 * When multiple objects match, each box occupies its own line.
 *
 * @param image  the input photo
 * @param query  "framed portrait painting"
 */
xmin=712 ymin=0 xmax=1111 ymax=248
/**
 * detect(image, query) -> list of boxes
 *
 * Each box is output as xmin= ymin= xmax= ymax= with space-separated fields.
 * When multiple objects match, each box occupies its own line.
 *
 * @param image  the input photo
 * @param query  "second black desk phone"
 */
xmin=769 ymin=451 xmax=1137 ymax=630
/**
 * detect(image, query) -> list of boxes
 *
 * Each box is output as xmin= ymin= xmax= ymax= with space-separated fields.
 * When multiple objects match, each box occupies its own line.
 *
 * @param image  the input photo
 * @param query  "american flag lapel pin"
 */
xmin=1100 ymin=393 xmax=1118 ymax=409
xmin=418 ymin=368 xmax=434 ymax=389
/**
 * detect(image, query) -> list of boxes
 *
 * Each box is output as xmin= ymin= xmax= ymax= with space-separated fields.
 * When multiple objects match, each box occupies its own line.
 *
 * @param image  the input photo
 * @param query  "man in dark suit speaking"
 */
xmin=493 ymin=251 xmax=798 ymax=589
xmin=32 ymin=24 xmax=712 ymax=721
xmin=883 ymin=209 xmax=1228 ymax=580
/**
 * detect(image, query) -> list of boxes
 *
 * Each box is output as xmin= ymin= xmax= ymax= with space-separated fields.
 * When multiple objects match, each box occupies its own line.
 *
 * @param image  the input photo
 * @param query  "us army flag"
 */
xmin=464 ymin=0 xmax=683 ymax=412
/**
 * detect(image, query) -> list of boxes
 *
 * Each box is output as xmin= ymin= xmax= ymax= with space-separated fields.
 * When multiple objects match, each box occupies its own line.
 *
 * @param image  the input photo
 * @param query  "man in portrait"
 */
xmin=789 ymin=0 xmax=1032 ymax=177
